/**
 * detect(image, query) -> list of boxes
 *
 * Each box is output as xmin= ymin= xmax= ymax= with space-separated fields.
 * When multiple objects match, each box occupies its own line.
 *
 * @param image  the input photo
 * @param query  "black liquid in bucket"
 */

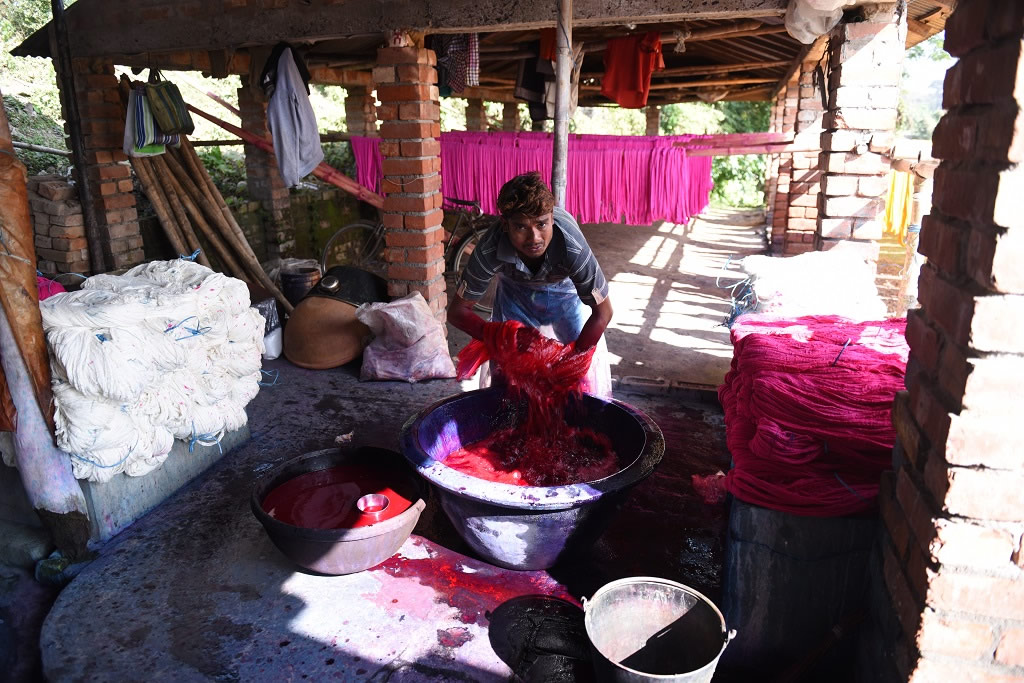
xmin=585 ymin=577 xmax=729 ymax=682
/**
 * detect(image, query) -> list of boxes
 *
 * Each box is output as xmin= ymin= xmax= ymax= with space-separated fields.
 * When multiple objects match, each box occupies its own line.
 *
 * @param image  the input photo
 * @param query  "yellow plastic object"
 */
xmin=883 ymin=170 xmax=914 ymax=245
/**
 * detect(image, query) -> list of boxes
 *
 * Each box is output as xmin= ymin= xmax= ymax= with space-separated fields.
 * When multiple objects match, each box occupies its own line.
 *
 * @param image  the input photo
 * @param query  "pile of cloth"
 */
xmin=32 ymin=260 xmax=265 ymax=482
xmin=694 ymin=314 xmax=908 ymax=516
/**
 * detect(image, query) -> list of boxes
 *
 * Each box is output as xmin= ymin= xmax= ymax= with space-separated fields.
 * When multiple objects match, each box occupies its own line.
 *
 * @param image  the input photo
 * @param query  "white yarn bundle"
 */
xmin=40 ymin=259 xmax=265 ymax=482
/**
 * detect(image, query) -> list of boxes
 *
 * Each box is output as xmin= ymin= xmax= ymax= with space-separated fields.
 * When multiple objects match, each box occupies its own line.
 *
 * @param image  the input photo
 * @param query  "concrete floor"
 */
xmin=38 ymin=361 xmax=731 ymax=681
xmin=31 ymin=208 xmax=770 ymax=681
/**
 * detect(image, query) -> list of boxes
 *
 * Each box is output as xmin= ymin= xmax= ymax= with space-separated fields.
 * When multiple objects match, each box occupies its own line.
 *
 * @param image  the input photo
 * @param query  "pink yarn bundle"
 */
xmin=351 ymin=131 xmax=714 ymax=226
xmin=698 ymin=314 xmax=909 ymax=516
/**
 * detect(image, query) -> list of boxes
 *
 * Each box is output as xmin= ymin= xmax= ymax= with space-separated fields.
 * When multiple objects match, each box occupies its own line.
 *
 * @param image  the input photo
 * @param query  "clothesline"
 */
xmin=350 ymin=131 xmax=714 ymax=226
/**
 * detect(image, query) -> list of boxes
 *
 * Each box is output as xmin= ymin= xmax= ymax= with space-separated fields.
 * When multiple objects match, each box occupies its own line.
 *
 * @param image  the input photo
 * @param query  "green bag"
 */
xmin=145 ymin=70 xmax=195 ymax=136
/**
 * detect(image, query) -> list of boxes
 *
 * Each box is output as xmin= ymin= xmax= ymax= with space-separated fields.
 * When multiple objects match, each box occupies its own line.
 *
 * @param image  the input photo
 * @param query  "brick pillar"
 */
xmin=344 ymin=85 xmax=378 ymax=136
xmin=60 ymin=58 xmax=143 ymax=271
xmin=765 ymin=86 xmax=787 ymax=252
xmin=465 ymin=98 xmax=486 ymax=131
xmin=784 ymin=43 xmax=828 ymax=255
xmin=27 ymin=175 xmax=89 ymax=275
xmin=771 ymin=74 xmax=798 ymax=254
xmin=237 ymin=83 xmax=293 ymax=262
xmin=819 ymin=5 xmax=905 ymax=255
xmin=859 ymin=3 xmax=1024 ymax=682
xmin=645 ymin=106 xmax=660 ymax=136
xmin=374 ymin=47 xmax=447 ymax=319
xmin=502 ymin=102 xmax=520 ymax=132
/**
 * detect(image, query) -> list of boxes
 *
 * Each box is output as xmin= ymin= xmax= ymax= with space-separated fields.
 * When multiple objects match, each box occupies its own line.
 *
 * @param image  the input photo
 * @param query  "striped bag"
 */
xmin=133 ymin=87 xmax=179 ymax=149
xmin=145 ymin=70 xmax=195 ymax=136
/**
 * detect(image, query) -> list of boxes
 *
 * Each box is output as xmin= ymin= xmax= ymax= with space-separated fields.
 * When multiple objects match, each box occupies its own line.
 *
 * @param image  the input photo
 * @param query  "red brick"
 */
xmin=398 ymin=101 xmax=440 ymax=122
xmin=36 ymin=181 xmax=76 ymax=201
xmin=34 ymin=234 xmax=53 ymax=250
xmin=916 ymin=610 xmax=994 ymax=661
xmin=932 ymin=463 xmax=1024 ymax=522
xmin=892 ymin=391 xmax=926 ymax=468
xmin=385 ymin=195 xmax=434 ymax=213
xmin=376 ymin=47 xmax=437 ymax=66
xmin=905 ymin=310 xmax=941 ymax=373
xmin=375 ymin=103 xmax=398 ymax=121
xmin=371 ymin=65 xmax=396 ymax=84
xmin=381 ymin=213 xmax=404 ymax=229
xmin=997 ymin=628 xmax=1024 ymax=668
xmin=98 ymin=193 xmax=135 ymax=210
xmin=787 ymin=217 xmax=816 ymax=231
xmin=930 ymin=519 xmax=1017 ymax=569
xmin=385 ymin=226 xmax=443 ymax=248
xmin=910 ymin=376 xmax=951 ymax=456
xmin=385 ymin=247 xmax=405 ymax=264
xmin=933 ymin=104 xmax=1024 ymax=165
xmin=918 ymin=214 xmax=966 ymax=278
xmin=405 ymin=243 xmax=444 ymax=264
xmin=388 ymin=260 xmax=443 ymax=282
xmin=48 ymin=224 xmax=85 ymax=239
xmin=936 ymin=336 xmax=970 ymax=406
xmin=106 ymin=221 xmax=140 ymax=240
xmin=400 ymin=139 xmax=440 ymax=157
xmin=960 ymin=355 xmax=1024 ymax=415
xmin=376 ymin=84 xmax=438 ymax=103
xmin=943 ymin=40 xmax=1024 ymax=109
xmin=945 ymin=413 xmax=1024 ymax=470
xmin=928 ymin=570 xmax=1024 ymax=620
xmin=896 ymin=468 xmax=938 ymax=557
xmin=387 ymin=281 xmax=409 ymax=298
xmin=51 ymin=237 xmax=89 ymax=251
xmin=404 ymin=210 xmax=443 ymax=230
xmin=379 ymin=121 xmax=441 ymax=139
xmin=378 ymin=141 xmax=400 ymax=157
xmin=116 ymin=179 xmax=133 ymax=193
xmin=881 ymin=540 xmax=923 ymax=637
xmin=395 ymin=64 xmax=438 ymax=84
xmin=382 ymin=158 xmax=438 ymax=176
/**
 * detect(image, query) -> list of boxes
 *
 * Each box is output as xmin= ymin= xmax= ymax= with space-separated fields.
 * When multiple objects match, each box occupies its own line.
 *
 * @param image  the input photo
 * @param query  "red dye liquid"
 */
xmin=261 ymin=464 xmax=415 ymax=529
xmin=452 ymin=320 xmax=618 ymax=486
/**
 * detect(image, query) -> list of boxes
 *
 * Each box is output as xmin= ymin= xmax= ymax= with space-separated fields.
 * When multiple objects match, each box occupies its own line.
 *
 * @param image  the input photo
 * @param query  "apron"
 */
xmin=479 ymin=273 xmax=613 ymax=398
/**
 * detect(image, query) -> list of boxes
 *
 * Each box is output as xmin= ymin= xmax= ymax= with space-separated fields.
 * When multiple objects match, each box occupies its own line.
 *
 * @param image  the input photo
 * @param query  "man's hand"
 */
xmin=447 ymin=293 xmax=487 ymax=341
xmin=575 ymin=297 xmax=613 ymax=351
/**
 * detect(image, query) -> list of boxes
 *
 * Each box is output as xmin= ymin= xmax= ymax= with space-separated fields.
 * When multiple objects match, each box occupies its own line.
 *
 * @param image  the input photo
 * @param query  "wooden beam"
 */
xmin=582 ymin=75 xmax=777 ymax=90
xmin=687 ymin=143 xmax=816 ymax=156
xmin=583 ymin=58 xmax=790 ymax=80
xmin=675 ymin=132 xmax=793 ymax=147
xmin=552 ymin=0 xmax=572 ymax=209
xmin=49 ymin=0 xmax=787 ymax=59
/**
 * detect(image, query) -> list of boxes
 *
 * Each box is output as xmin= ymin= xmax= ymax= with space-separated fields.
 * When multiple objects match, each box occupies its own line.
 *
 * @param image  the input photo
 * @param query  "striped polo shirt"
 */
xmin=456 ymin=206 xmax=609 ymax=306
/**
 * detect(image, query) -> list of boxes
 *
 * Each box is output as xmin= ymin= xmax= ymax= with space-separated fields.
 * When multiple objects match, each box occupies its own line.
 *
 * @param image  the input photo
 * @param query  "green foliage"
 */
xmin=195 ymin=145 xmax=247 ymax=204
xmin=2 ymin=93 xmax=69 ymax=175
xmin=662 ymin=100 xmax=771 ymax=207
xmin=897 ymin=33 xmax=951 ymax=140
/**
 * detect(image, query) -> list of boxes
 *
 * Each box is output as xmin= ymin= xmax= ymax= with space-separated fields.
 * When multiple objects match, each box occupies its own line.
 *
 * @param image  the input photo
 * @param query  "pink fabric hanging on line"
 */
xmin=350 ymin=131 xmax=714 ymax=225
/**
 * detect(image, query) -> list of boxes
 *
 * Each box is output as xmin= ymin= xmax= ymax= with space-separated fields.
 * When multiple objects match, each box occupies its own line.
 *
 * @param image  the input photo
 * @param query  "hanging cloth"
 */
xmin=515 ymin=41 xmax=548 ymax=121
xmin=260 ymin=41 xmax=311 ymax=99
xmin=545 ymin=42 xmax=585 ymax=120
xmin=266 ymin=47 xmax=324 ymax=187
xmin=600 ymin=32 xmax=665 ymax=108
xmin=431 ymin=34 xmax=478 ymax=93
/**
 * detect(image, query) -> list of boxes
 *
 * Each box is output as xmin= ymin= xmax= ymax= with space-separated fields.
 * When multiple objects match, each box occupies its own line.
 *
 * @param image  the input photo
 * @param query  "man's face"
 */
xmin=504 ymin=212 xmax=554 ymax=261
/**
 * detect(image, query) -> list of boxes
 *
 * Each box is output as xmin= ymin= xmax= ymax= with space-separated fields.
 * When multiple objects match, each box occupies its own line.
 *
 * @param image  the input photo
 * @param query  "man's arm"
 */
xmin=575 ymin=296 xmax=613 ymax=351
xmin=448 ymin=293 xmax=487 ymax=341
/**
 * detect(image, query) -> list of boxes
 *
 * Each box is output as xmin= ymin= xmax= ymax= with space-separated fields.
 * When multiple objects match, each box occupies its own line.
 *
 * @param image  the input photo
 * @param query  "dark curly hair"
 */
xmin=496 ymin=172 xmax=555 ymax=218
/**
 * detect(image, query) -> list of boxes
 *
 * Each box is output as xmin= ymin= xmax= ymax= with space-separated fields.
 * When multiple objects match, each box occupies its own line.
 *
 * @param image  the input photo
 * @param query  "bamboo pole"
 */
xmin=150 ymin=154 xmax=248 ymax=280
xmin=174 ymin=139 xmax=294 ymax=313
xmin=146 ymin=158 xmax=211 ymax=267
xmin=186 ymin=102 xmax=385 ymax=210
xmin=130 ymin=157 xmax=191 ymax=260
xmin=551 ymin=0 xmax=572 ymax=209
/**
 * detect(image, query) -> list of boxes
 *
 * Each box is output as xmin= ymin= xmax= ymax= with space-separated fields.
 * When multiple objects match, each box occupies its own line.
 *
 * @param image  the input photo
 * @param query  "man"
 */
xmin=448 ymin=172 xmax=614 ymax=396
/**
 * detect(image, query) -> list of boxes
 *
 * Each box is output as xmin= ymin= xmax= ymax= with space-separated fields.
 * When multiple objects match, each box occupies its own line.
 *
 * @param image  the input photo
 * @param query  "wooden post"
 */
xmin=551 ymin=0 xmax=572 ymax=208
xmin=50 ymin=0 xmax=109 ymax=274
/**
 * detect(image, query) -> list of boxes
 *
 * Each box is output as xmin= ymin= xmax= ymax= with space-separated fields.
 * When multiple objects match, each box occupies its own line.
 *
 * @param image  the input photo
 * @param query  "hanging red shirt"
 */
xmin=600 ymin=31 xmax=665 ymax=109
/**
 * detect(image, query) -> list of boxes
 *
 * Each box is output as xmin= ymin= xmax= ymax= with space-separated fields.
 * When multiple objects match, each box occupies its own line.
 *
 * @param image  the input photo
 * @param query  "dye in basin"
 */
xmin=400 ymin=388 xmax=664 ymax=570
xmin=251 ymin=447 xmax=427 ymax=575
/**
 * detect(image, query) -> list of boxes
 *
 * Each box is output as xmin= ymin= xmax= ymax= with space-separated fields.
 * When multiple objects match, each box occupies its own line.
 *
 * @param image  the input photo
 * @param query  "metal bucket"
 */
xmin=584 ymin=577 xmax=733 ymax=683
xmin=280 ymin=266 xmax=321 ymax=306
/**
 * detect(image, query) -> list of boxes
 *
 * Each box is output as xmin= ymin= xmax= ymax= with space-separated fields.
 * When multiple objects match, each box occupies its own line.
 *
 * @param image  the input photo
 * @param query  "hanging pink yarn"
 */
xmin=696 ymin=314 xmax=909 ymax=517
xmin=351 ymin=131 xmax=714 ymax=226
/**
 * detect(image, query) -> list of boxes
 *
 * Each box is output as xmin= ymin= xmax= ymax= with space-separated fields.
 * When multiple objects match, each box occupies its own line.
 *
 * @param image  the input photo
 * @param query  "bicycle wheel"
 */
xmin=452 ymin=231 xmax=496 ymax=315
xmin=320 ymin=221 xmax=387 ymax=279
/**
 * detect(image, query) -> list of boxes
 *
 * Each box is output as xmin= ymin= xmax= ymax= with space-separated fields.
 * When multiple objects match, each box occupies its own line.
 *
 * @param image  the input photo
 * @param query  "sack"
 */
xmin=356 ymin=292 xmax=456 ymax=382
xmin=145 ymin=71 xmax=195 ymax=135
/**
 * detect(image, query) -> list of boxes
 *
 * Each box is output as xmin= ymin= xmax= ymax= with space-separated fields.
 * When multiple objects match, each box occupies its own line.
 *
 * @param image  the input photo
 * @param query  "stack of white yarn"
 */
xmin=39 ymin=259 xmax=265 ymax=482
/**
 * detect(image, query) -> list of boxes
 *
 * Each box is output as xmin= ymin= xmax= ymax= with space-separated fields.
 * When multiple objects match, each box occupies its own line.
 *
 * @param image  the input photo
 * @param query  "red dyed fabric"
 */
xmin=701 ymin=314 xmax=908 ymax=516
xmin=600 ymin=32 xmax=665 ymax=108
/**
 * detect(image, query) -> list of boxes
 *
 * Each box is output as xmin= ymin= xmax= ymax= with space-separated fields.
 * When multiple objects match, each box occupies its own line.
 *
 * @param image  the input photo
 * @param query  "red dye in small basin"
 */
xmin=452 ymin=320 xmax=617 ymax=486
xmin=261 ymin=464 xmax=415 ymax=529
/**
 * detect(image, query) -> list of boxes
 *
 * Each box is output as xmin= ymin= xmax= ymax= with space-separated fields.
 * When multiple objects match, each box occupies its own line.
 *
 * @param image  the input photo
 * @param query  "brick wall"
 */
xmin=60 ymin=58 xmax=145 ymax=271
xmin=344 ymin=86 xmax=378 ymax=136
xmin=784 ymin=43 xmax=828 ymax=255
xmin=818 ymin=6 xmax=905 ymax=255
xmin=766 ymin=87 xmax=786 ymax=251
xmin=860 ymin=2 xmax=1024 ymax=681
xmin=373 ymin=47 xmax=447 ymax=319
xmin=27 ymin=175 xmax=90 ymax=275
xmin=237 ymin=82 xmax=293 ymax=264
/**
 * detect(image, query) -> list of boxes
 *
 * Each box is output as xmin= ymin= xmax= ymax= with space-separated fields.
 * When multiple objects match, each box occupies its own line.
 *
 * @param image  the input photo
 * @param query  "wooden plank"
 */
xmin=686 ymin=143 xmax=816 ymax=156
xmin=675 ymin=132 xmax=793 ymax=147
xmin=48 ymin=0 xmax=787 ymax=59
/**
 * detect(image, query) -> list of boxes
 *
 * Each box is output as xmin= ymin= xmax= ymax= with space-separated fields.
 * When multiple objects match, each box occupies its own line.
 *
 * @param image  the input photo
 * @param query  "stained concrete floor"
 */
xmin=34 ymin=209 xmax=770 ymax=681
xmin=39 ymin=360 xmax=732 ymax=681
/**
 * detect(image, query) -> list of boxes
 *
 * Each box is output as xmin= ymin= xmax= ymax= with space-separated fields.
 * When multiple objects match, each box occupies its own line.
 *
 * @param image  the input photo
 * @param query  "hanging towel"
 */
xmin=123 ymin=88 xmax=165 ymax=157
xmin=466 ymin=33 xmax=480 ymax=87
xmin=432 ymin=34 xmax=478 ymax=93
xmin=266 ymin=47 xmax=324 ymax=187
xmin=600 ymin=32 xmax=665 ymax=108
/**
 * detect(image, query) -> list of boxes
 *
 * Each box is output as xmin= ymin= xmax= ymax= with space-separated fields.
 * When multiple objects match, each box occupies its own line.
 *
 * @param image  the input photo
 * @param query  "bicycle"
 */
xmin=319 ymin=197 xmax=498 ymax=314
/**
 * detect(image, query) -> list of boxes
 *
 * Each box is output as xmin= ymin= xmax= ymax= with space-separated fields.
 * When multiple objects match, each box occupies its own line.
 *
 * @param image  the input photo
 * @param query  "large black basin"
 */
xmin=400 ymin=389 xmax=664 ymax=570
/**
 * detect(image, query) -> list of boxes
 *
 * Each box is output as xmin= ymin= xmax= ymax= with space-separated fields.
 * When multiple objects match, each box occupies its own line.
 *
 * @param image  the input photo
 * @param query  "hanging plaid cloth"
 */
xmin=466 ymin=33 xmax=480 ymax=87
